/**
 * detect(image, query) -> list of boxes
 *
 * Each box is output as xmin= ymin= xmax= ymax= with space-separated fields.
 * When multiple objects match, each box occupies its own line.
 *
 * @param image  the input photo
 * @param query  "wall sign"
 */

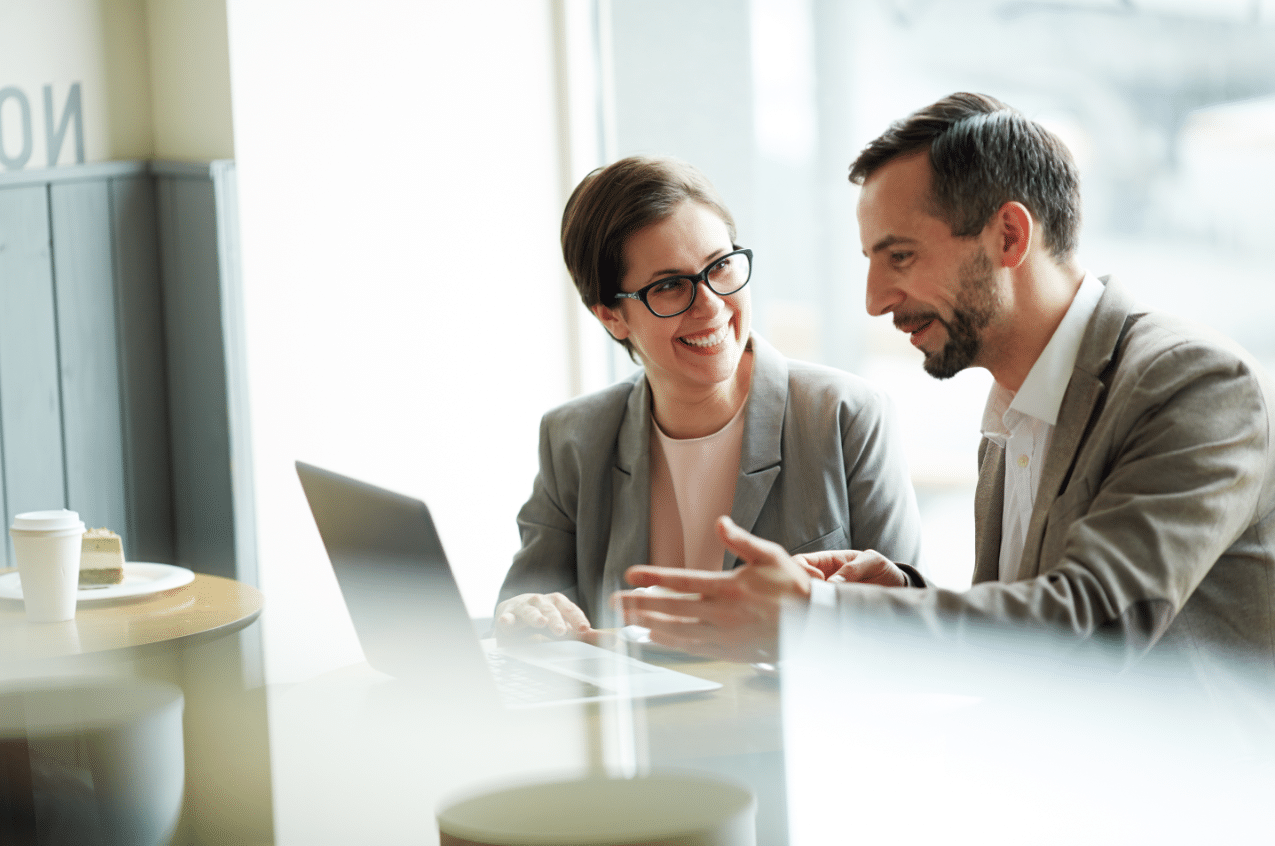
xmin=0 ymin=83 xmax=84 ymax=171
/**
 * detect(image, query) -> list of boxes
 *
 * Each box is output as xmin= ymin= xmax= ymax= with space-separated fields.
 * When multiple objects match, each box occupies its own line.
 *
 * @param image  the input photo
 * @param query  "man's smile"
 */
xmin=894 ymin=315 xmax=939 ymax=346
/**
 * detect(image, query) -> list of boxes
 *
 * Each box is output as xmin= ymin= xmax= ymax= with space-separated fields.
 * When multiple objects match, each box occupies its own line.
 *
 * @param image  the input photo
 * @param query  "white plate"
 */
xmin=0 ymin=563 xmax=195 ymax=602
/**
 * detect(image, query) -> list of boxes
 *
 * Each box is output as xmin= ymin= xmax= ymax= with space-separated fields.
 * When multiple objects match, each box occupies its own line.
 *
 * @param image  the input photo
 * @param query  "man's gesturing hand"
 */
xmin=796 ymin=548 xmax=908 ymax=586
xmin=618 ymin=516 xmax=813 ymax=662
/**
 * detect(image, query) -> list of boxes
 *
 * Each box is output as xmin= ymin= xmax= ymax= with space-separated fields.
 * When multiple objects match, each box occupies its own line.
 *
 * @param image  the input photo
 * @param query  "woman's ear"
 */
xmin=591 ymin=302 xmax=630 ymax=341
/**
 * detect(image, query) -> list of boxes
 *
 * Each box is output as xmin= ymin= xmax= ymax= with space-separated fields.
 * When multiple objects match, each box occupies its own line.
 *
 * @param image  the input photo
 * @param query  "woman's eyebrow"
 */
xmin=643 ymin=249 xmax=730 ymax=283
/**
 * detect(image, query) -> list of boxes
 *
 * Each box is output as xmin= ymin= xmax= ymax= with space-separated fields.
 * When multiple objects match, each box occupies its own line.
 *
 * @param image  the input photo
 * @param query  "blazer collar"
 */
xmin=615 ymin=366 xmax=651 ymax=476
xmin=1019 ymin=275 xmax=1135 ymax=577
xmin=739 ymin=334 xmax=788 ymax=473
xmin=601 ymin=368 xmax=652 ymax=625
xmin=614 ymin=332 xmax=786 ymax=475
xmin=609 ymin=333 xmax=786 ymax=572
xmin=973 ymin=439 xmax=1006 ymax=584
xmin=727 ymin=335 xmax=786 ymax=566
xmin=1073 ymin=275 xmax=1135 ymax=379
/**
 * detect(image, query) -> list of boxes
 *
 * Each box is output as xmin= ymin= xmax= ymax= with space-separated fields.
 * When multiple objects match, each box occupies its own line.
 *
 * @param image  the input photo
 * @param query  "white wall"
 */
xmin=0 ymin=0 xmax=234 ymax=169
xmin=146 ymin=0 xmax=234 ymax=160
xmin=3 ymin=0 xmax=581 ymax=683
xmin=224 ymin=0 xmax=576 ymax=682
xmin=0 ymin=0 xmax=150 ymax=166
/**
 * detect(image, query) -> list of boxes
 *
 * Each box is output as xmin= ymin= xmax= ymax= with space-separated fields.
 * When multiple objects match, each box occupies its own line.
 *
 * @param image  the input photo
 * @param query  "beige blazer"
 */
xmin=832 ymin=278 xmax=1275 ymax=675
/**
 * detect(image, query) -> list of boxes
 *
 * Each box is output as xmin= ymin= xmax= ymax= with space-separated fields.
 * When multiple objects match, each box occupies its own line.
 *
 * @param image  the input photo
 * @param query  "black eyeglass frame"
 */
xmin=612 ymin=248 xmax=753 ymax=318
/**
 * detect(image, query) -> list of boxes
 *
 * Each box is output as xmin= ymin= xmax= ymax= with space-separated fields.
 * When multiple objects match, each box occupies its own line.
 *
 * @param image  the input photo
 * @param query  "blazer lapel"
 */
xmin=1017 ymin=374 xmax=1105 ymax=578
xmin=727 ymin=337 xmax=785 ymax=569
xmin=1017 ymin=276 xmax=1130 ymax=579
xmin=973 ymin=437 xmax=1005 ymax=584
xmin=598 ymin=373 xmax=651 ymax=624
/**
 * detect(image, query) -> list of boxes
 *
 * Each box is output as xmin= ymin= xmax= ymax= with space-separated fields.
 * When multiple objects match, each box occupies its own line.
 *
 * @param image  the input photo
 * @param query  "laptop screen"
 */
xmin=295 ymin=461 xmax=499 ymax=701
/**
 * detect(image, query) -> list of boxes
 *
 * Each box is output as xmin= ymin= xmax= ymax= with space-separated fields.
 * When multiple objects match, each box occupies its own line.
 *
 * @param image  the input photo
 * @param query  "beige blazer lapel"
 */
xmin=1017 ymin=276 xmax=1132 ymax=579
xmin=727 ymin=338 xmax=786 ymax=569
xmin=973 ymin=438 xmax=1005 ymax=584
xmin=1017 ymin=374 xmax=1106 ymax=578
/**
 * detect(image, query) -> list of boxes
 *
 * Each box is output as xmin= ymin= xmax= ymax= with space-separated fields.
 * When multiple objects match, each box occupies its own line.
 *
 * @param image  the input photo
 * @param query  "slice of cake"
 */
xmin=80 ymin=527 xmax=126 ymax=587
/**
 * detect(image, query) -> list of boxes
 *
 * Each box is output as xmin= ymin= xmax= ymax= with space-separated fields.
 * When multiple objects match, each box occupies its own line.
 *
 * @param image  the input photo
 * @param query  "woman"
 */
xmin=496 ymin=155 xmax=922 ymax=639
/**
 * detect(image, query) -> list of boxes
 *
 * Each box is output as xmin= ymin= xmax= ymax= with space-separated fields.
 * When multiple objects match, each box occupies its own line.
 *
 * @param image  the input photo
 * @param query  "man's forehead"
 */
xmin=858 ymin=152 xmax=930 ymax=210
xmin=856 ymin=153 xmax=948 ymax=244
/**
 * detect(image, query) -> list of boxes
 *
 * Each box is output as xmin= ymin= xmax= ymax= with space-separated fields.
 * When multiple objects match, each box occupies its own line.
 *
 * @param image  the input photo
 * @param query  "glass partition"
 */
xmin=596 ymin=0 xmax=1275 ymax=586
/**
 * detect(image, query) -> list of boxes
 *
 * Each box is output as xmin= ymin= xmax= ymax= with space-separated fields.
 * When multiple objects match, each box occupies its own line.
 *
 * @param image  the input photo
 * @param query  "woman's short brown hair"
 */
xmin=561 ymin=156 xmax=737 ymax=356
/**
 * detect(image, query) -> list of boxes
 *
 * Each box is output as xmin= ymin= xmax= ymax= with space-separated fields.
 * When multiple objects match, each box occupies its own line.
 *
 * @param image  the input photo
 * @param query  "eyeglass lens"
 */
xmin=647 ymin=251 xmax=751 ymax=316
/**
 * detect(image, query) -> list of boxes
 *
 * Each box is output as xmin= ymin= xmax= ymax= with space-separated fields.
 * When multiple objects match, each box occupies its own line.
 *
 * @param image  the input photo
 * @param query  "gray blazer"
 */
xmin=830 ymin=278 xmax=1275 ymax=674
xmin=499 ymin=334 xmax=924 ymax=624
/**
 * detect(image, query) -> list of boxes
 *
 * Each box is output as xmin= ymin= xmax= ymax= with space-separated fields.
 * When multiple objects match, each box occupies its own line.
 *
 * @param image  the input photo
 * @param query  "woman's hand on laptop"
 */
xmin=494 ymin=592 xmax=593 ymax=645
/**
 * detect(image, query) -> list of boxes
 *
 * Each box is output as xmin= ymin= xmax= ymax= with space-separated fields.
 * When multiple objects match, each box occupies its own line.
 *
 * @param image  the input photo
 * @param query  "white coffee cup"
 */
xmin=10 ymin=509 xmax=86 ymax=623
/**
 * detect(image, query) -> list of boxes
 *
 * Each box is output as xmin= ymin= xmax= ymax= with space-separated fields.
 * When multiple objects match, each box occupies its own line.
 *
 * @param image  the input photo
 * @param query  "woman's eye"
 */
xmin=652 ymin=278 xmax=685 ymax=294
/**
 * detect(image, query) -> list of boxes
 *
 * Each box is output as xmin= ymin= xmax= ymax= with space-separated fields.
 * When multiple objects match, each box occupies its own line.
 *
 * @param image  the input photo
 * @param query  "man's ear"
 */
xmin=994 ymin=201 xmax=1034 ymax=269
xmin=591 ymin=302 xmax=630 ymax=341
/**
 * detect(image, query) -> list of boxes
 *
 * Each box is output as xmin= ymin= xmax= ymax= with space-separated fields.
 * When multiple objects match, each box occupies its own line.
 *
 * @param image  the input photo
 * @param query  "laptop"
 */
xmin=295 ymin=461 xmax=721 ymax=709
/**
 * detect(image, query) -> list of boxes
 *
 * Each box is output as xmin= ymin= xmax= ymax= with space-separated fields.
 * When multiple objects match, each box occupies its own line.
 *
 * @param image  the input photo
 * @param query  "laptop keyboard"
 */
xmin=486 ymin=650 xmax=608 ymax=706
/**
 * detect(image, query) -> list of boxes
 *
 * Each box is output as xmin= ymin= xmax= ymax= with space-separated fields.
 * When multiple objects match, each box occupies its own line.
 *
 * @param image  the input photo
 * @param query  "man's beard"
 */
xmin=913 ymin=247 xmax=1000 ymax=380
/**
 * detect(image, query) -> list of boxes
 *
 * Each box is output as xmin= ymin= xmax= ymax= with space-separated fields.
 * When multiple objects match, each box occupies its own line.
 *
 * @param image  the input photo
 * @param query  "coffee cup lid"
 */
xmin=11 ymin=509 xmax=85 ymax=533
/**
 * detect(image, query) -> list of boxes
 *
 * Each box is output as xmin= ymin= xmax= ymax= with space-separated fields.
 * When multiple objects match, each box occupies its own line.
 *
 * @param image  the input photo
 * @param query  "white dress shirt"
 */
xmin=980 ymin=272 xmax=1105 ymax=582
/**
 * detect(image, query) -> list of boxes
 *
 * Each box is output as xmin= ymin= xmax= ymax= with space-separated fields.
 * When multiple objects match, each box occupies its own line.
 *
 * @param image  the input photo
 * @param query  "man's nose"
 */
xmin=864 ymin=266 xmax=902 ymax=317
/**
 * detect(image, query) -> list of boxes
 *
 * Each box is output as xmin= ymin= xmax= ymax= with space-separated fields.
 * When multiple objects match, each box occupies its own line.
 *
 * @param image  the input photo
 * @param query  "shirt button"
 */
xmin=1017 ymin=454 xmax=1030 ymax=468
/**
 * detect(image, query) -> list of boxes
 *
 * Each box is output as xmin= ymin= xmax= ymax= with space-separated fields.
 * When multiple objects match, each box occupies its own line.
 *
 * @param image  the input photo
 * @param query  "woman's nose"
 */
xmin=688 ymin=281 xmax=725 ymax=316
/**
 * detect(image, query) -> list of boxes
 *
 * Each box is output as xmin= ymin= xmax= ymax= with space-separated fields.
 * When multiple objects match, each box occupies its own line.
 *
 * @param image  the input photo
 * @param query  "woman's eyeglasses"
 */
xmin=613 ymin=248 xmax=753 ymax=318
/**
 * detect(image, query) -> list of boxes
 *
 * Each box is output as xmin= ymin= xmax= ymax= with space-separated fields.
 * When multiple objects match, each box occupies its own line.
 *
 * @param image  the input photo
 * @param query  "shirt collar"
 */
xmin=981 ymin=272 xmax=1105 ymax=435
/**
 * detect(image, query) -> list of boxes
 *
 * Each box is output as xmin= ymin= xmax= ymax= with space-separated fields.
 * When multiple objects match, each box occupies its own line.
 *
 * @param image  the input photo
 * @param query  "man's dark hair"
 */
xmin=849 ymin=92 xmax=1081 ymax=261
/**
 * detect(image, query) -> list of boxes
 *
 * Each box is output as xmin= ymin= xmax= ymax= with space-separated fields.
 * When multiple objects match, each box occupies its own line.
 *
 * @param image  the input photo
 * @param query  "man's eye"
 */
xmin=891 ymin=252 xmax=913 ymax=264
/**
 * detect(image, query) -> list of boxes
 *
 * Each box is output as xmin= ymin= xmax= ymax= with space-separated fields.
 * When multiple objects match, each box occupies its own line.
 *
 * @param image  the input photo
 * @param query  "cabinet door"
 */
xmin=51 ymin=178 xmax=128 ymax=539
xmin=1 ymin=167 xmax=177 ymax=568
xmin=0 ymin=184 xmax=67 ymax=566
xmin=110 ymin=173 xmax=175 ymax=564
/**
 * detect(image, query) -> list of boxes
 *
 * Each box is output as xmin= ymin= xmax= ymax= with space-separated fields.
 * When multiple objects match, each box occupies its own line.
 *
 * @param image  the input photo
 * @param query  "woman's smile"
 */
xmin=679 ymin=323 xmax=730 ymax=349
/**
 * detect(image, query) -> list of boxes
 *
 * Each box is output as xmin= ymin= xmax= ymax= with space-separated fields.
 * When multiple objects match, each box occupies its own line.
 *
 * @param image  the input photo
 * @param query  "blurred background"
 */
xmin=3 ymin=0 xmax=1274 ymax=684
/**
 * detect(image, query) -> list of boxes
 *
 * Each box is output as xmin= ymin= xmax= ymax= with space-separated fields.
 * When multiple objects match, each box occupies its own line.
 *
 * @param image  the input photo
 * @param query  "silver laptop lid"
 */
xmin=295 ymin=461 xmax=497 ymax=699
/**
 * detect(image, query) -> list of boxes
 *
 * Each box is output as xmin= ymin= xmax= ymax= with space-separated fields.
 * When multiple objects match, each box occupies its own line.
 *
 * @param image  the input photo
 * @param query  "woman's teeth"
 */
xmin=680 ymin=325 xmax=729 ymax=348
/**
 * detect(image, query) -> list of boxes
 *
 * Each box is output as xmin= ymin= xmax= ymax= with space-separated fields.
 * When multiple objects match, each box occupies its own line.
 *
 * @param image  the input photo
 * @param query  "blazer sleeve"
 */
xmin=824 ymin=332 xmax=1275 ymax=661
xmin=496 ymin=412 xmax=582 ymax=613
xmin=839 ymin=386 xmax=926 ymax=573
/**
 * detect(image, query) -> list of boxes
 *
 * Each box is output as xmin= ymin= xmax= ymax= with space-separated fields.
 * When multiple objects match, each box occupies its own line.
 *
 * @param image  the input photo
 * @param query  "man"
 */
xmin=619 ymin=92 xmax=1275 ymax=677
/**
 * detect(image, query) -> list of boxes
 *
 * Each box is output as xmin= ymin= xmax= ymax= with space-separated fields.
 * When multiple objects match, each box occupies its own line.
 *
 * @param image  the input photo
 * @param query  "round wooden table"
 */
xmin=1 ymin=569 xmax=272 ymax=843
xmin=0 ymin=570 xmax=263 ymax=663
